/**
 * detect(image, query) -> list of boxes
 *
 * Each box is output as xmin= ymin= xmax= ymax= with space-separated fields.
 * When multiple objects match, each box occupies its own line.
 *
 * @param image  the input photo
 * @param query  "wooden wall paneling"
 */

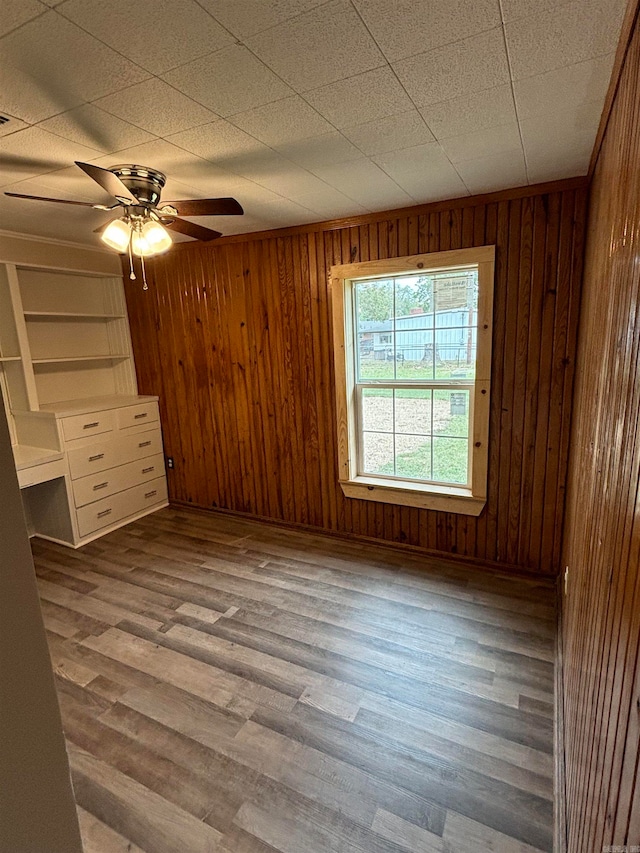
xmin=561 ymin=5 xmax=640 ymax=848
xmin=483 ymin=202 xmax=500 ymax=565
xmin=495 ymin=199 xmax=515 ymax=567
xmin=528 ymin=193 xmax=559 ymax=570
xmin=125 ymin=179 xmax=587 ymax=577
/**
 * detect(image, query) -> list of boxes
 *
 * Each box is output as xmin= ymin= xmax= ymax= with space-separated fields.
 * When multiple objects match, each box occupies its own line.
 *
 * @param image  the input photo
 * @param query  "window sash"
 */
xmin=354 ymin=382 xmax=474 ymax=489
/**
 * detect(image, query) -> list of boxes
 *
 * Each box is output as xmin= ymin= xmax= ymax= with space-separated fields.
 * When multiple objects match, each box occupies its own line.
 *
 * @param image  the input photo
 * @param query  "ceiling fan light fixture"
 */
xmin=101 ymin=218 xmax=132 ymax=253
xmin=141 ymin=219 xmax=172 ymax=255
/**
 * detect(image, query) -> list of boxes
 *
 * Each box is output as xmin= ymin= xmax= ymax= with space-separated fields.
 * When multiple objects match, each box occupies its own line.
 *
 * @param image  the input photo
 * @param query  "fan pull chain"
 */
xmin=140 ymin=252 xmax=148 ymax=291
xmin=127 ymin=229 xmax=136 ymax=281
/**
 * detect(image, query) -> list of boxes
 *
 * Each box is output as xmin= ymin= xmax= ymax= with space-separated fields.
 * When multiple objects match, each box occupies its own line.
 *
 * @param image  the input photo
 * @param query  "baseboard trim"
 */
xmin=168 ymin=499 xmax=555 ymax=584
xmin=555 ymin=574 xmax=568 ymax=852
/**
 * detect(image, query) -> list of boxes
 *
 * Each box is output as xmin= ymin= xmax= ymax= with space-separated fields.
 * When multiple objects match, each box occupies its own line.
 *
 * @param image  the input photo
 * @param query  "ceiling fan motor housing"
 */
xmin=110 ymin=164 xmax=166 ymax=207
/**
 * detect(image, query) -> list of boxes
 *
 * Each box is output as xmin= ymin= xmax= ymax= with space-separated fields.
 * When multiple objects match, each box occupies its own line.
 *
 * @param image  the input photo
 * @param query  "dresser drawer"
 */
xmin=72 ymin=453 xmax=165 ymax=508
xmin=68 ymin=427 xmax=163 ymax=480
xmin=62 ymin=410 xmax=115 ymax=442
xmin=117 ymin=402 xmax=159 ymax=430
xmin=76 ymin=476 xmax=167 ymax=538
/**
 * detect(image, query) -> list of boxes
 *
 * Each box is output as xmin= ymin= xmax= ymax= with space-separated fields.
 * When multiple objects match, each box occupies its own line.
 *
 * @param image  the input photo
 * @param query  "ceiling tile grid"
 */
xmin=0 ymin=0 xmax=627 ymax=245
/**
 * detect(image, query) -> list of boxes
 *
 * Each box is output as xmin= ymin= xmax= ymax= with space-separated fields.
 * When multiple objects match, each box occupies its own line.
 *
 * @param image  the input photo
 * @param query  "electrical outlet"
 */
xmin=166 ymin=456 xmax=174 ymax=469
xmin=564 ymin=566 xmax=569 ymax=595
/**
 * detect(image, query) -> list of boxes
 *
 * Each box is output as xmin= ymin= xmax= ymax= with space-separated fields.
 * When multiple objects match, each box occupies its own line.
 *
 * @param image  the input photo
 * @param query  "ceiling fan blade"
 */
xmin=5 ymin=191 xmax=113 ymax=210
xmin=75 ymin=161 xmax=139 ymax=204
xmin=161 ymin=198 xmax=243 ymax=217
xmin=163 ymin=217 xmax=222 ymax=241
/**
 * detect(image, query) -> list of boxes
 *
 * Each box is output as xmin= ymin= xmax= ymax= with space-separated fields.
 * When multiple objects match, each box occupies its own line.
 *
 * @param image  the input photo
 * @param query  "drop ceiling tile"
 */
xmin=303 ymin=66 xmax=414 ymax=129
xmin=246 ymin=0 xmax=385 ymax=92
xmin=37 ymin=104 xmax=155 ymax=153
xmin=163 ymin=45 xmax=294 ymax=118
xmin=5 ymin=166 xmax=113 ymax=204
xmin=167 ymin=120 xmax=270 ymax=167
xmin=505 ymin=0 xmax=626 ymax=81
xmin=372 ymin=143 xmax=468 ymax=201
xmin=93 ymin=79 xmax=218 ymax=139
xmin=0 ymin=114 xmax=29 ymax=139
xmin=514 ymin=53 xmax=614 ymax=121
xmin=89 ymin=138 xmax=241 ymax=195
xmin=230 ymin=97 xmax=334 ymax=147
xmin=1 ymin=0 xmax=46 ymax=38
xmin=58 ymin=0 xmax=233 ymax=75
xmin=219 ymin=149 xmax=331 ymax=197
xmin=274 ymin=132 xmax=363 ymax=169
xmin=455 ymin=148 xmax=527 ymax=195
xmin=0 ymin=199 xmax=109 ymax=244
xmin=0 ymin=127 xmax=102 ymax=188
xmin=419 ymin=84 xmax=517 ymax=140
xmin=352 ymin=0 xmax=502 ymax=62
xmin=343 ymin=110 xmax=435 ymax=156
xmin=311 ymin=158 xmax=414 ymax=209
xmin=520 ymin=105 xmax=601 ymax=182
xmin=228 ymin=197 xmax=319 ymax=226
xmin=287 ymin=184 xmax=369 ymax=217
xmin=196 ymin=0 xmax=327 ymax=38
xmin=503 ymin=0 xmax=627 ymax=23
xmin=439 ymin=122 xmax=522 ymax=164
xmin=500 ymin=0 xmax=562 ymax=21
xmin=394 ymin=28 xmax=510 ymax=108
xmin=0 ymin=12 xmax=150 ymax=124
xmin=161 ymin=173 xmax=257 ymax=205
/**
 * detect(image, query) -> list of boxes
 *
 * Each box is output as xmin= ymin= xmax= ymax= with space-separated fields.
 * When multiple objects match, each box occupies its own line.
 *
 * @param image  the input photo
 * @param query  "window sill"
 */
xmin=339 ymin=476 xmax=486 ymax=515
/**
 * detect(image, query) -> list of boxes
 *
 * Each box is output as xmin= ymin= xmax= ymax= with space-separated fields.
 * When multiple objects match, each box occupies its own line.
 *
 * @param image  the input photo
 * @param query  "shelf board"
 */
xmin=13 ymin=444 xmax=64 ymax=471
xmin=0 ymin=356 xmax=21 ymax=362
xmin=31 ymin=354 xmax=130 ymax=365
xmin=24 ymin=311 xmax=125 ymax=320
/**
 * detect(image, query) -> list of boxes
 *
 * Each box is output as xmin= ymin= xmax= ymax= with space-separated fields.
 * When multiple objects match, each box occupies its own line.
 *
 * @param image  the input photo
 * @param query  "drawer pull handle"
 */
xmin=88 ymin=453 xmax=105 ymax=462
xmin=134 ymin=412 xmax=148 ymax=419
xmin=139 ymin=440 xmax=152 ymax=448
xmin=97 ymin=508 xmax=112 ymax=518
xmin=93 ymin=482 xmax=109 ymax=491
xmin=83 ymin=422 xmax=99 ymax=429
xmin=142 ymin=466 xmax=154 ymax=474
xmin=144 ymin=490 xmax=157 ymax=499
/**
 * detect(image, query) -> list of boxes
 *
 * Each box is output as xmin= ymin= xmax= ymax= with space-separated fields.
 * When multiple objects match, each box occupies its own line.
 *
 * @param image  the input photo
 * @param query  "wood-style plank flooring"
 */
xmin=32 ymin=507 xmax=556 ymax=853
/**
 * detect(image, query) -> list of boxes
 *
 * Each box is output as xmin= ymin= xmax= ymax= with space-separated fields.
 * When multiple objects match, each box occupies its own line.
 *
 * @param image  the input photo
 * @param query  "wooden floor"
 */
xmin=33 ymin=507 xmax=557 ymax=853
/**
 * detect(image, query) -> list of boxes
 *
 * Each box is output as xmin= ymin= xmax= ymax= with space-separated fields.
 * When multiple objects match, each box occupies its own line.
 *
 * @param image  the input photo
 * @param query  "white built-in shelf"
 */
xmin=0 ymin=356 xmax=21 ymax=362
xmin=12 ymin=444 xmax=64 ymax=471
xmin=37 ymin=394 xmax=159 ymax=417
xmin=31 ymin=354 xmax=130 ymax=365
xmin=24 ymin=311 xmax=126 ymax=320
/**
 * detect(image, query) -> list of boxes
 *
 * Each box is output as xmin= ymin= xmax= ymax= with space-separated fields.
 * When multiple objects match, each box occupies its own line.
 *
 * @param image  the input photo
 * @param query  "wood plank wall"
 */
xmin=561 ymin=2 xmax=640 ymax=848
xmin=125 ymin=180 xmax=587 ymax=577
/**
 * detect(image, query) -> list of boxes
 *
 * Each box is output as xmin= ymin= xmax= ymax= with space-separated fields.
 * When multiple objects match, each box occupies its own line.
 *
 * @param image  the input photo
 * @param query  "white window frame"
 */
xmin=330 ymin=246 xmax=495 ymax=516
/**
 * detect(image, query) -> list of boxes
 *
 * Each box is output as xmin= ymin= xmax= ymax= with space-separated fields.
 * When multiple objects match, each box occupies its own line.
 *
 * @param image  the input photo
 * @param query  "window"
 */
xmin=331 ymin=247 xmax=494 ymax=515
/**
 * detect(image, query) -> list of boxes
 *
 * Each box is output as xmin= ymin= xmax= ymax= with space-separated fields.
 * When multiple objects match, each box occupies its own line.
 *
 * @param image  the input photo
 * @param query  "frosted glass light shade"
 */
xmin=131 ymin=228 xmax=152 ymax=257
xmin=141 ymin=219 xmax=172 ymax=254
xmin=101 ymin=218 xmax=131 ymax=252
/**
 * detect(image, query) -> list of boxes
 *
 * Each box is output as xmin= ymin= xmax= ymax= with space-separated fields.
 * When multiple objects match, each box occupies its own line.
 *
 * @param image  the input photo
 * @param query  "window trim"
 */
xmin=330 ymin=246 xmax=495 ymax=516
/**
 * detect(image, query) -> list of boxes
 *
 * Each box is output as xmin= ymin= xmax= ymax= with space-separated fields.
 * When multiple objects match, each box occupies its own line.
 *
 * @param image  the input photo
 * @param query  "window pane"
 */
xmin=432 ymin=437 xmax=468 ymax=484
xmin=362 ymin=431 xmax=394 ymax=476
xmin=394 ymin=388 xmax=432 ymax=436
xmin=355 ymin=279 xmax=393 ymax=332
xmin=395 ymin=275 xmax=433 ymax=327
xmin=362 ymin=387 xmax=393 ymax=432
xmin=433 ymin=270 xmax=478 ymax=313
xmin=434 ymin=390 xmax=470 ymax=437
xmin=357 ymin=333 xmax=395 ymax=380
xmin=395 ymin=434 xmax=432 ymax=480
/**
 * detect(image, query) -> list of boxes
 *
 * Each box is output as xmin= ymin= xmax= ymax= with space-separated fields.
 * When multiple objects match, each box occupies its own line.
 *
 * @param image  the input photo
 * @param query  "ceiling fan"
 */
xmin=4 ymin=161 xmax=244 ymax=258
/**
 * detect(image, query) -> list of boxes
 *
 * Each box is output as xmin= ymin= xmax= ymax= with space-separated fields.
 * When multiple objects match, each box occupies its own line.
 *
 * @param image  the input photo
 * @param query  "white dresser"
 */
xmin=0 ymin=237 xmax=169 ymax=548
